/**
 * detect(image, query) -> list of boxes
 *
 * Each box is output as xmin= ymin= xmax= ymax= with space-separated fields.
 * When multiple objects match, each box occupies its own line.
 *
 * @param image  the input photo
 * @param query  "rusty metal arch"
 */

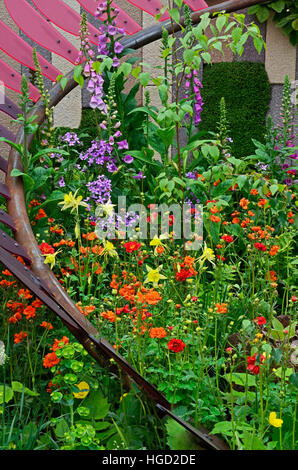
xmin=0 ymin=0 xmax=265 ymax=450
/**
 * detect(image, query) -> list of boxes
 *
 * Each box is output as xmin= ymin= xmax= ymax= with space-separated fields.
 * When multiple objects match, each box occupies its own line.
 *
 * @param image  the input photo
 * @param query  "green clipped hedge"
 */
xmin=200 ymin=62 xmax=271 ymax=158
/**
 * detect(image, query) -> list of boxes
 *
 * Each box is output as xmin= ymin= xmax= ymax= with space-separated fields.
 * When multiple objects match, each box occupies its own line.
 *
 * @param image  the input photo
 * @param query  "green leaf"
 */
xmin=166 ymin=418 xmax=202 ymax=450
xmin=10 ymin=169 xmax=35 ymax=192
xmin=169 ymin=8 xmax=180 ymax=24
xmin=253 ymin=37 xmax=264 ymax=54
xmin=183 ymin=48 xmax=195 ymax=65
xmin=0 ymin=385 xmax=13 ymax=404
xmin=289 ymin=373 xmax=298 ymax=389
xmin=54 ymin=418 xmax=69 ymax=438
xmin=139 ymin=72 xmax=151 ymax=87
xmin=269 ymin=0 xmax=285 ymax=13
xmin=216 ymin=15 xmax=226 ymax=32
xmin=232 ymin=27 xmax=243 ymax=44
xmin=224 ymin=372 xmax=256 ymax=388
xmin=256 ymin=7 xmax=270 ymax=23
xmin=11 ymin=381 xmax=39 ymax=396
xmin=83 ymin=390 xmax=110 ymax=420
xmin=118 ymin=61 xmax=132 ymax=77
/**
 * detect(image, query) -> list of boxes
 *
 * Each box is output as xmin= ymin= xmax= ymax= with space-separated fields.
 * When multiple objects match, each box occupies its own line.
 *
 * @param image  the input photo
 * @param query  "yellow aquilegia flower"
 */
xmin=268 ymin=412 xmax=283 ymax=428
xmin=199 ymin=243 xmax=215 ymax=266
xmin=43 ymin=249 xmax=62 ymax=270
xmin=100 ymin=240 xmax=118 ymax=259
xmin=144 ymin=265 xmax=167 ymax=287
xmin=58 ymin=190 xmax=88 ymax=213
xmin=73 ymin=381 xmax=90 ymax=399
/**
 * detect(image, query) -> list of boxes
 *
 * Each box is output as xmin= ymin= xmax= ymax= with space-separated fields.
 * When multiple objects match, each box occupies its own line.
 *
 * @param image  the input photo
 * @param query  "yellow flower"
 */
xmin=150 ymin=236 xmax=163 ymax=247
xmin=199 ymin=243 xmax=215 ymax=265
xmin=144 ymin=265 xmax=167 ymax=287
xmin=120 ymin=393 xmax=128 ymax=402
xmin=58 ymin=190 xmax=88 ymax=213
xmin=95 ymin=201 xmax=116 ymax=218
xmin=100 ymin=240 xmax=118 ymax=259
xmin=43 ymin=249 xmax=62 ymax=270
xmin=268 ymin=412 xmax=283 ymax=428
xmin=73 ymin=381 xmax=90 ymax=399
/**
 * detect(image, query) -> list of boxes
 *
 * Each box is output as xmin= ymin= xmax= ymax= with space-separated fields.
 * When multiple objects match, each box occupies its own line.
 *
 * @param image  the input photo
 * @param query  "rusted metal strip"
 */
xmin=0 ymin=20 xmax=62 ymax=83
xmin=0 ymin=228 xmax=31 ymax=263
xmin=0 ymin=124 xmax=16 ymax=143
xmin=0 ymin=91 xmax=21 ymax=119
xmin=0 ymin=208 xmax=16 ymax=231
xmin=4 ymin=0 xmax=82 ymax=65
xmin=0 ymin=156 xmax=8 ymax=174
xmin=77 ymin=0 xmax=142 ymax=35
xmin=31 ymin=0 xmax=102 ymax=46
xmin=0 ymin=182 xmax=11 ymax=200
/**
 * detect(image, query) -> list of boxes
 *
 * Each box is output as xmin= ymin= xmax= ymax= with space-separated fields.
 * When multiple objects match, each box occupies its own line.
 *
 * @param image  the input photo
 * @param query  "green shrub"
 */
xmin=200 ymin=62 xmax=271 ymax=158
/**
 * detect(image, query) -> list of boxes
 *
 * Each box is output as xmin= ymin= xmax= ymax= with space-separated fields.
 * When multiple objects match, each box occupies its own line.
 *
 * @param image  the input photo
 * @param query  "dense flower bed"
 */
xmin=0 ymin=1 xmax=297 ymax=451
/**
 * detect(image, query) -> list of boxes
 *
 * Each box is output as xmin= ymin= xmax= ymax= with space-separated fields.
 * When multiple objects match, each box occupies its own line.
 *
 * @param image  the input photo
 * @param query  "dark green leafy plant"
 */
xmin=248 ymin=0 xmax=298 ymax=46
xmin=200 ymin=62 xmax=271 ymax=158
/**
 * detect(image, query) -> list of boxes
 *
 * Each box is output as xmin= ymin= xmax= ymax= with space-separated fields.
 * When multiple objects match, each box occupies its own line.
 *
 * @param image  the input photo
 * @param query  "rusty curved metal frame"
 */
xmin=3 ymin=0 xmax=264 ymax=450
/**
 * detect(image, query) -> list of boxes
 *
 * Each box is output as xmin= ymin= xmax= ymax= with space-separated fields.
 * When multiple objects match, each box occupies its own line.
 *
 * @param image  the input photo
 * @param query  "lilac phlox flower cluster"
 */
xmin=86 ymin=175 xmax=112 ymax=207
xmin=256 ymin=162 xmax=269 ymax=172
xmin=95 ymin=210 xmax=140 ymax=239
xmin=60 ymin=132 xmax=81 ymax=147
xmin=185 ymin=69 xmax=204 ymax=125
xmin=186 ymin=170 xmax=198 ymax=180
xmin=79 ymin=139 xmax=119 ymax=173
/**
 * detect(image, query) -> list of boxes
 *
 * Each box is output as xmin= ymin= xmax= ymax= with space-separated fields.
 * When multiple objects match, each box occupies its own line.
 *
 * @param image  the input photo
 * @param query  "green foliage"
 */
xmin=248 ymin=0 xmax=298 ymax=46
xmin=200 ymin=62 xmax=271 ymax=158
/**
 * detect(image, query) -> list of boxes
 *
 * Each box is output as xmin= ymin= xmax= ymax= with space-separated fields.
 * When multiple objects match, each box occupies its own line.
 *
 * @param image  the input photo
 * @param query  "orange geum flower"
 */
xmin=101 ymin=310 xmax=116 ymax=322
xmin=240 ymin=198 xmax=250 ymax=209
xmin=258 ymin=199 xmax=268 ymax=207
xmin=250 ymin=189 xmax=258 ymax=195
xmin=23 ymin=306 xmax=36 ymax=319
xmin=40 ymin=321 xmax=53 ymax=330
xmin=43 ymin=351 xmax=60 ymax=368
xmin=210 ymin=215 xmax=221 ymax=223
xmin=149 ymin=327 xmax=167 ymax=339
xmin=14 ymin=331 xmax=27 ymax=344
xmin=2 ymin=269 xmax=12 ymax=276
xmin=52 ymin=336 xmax=69 ymax=351
xmin=18 ymin=289 xmax=32 ymax=300
xmin=269 ymin=245 xmax=279 ymax=256
xmin=32 ymin=299 xmax=43 ymax=308
xmin=216 ymin=303 xmax=228 ymax=314
xmin=35 ymin=208 xmax=47 ymax=220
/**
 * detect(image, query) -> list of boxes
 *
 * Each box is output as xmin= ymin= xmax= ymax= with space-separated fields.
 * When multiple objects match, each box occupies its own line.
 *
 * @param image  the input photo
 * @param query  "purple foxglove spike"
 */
xmin=0 ymin=58 xmax=40 ymax=102
xmin=31 ymin=0 xmax=102 ymax=46
xmin=0 ymin=20 xmax=61 ymax=82
xmin=77 ymin=0 xmax=142 ymax=35
xmin=0 ymin=90 xmax=21 ymax=119
xmin=0 ymin=123 xmax=16 ymax=143
xmin=4 ymin=0 xmax=81 ymax=65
